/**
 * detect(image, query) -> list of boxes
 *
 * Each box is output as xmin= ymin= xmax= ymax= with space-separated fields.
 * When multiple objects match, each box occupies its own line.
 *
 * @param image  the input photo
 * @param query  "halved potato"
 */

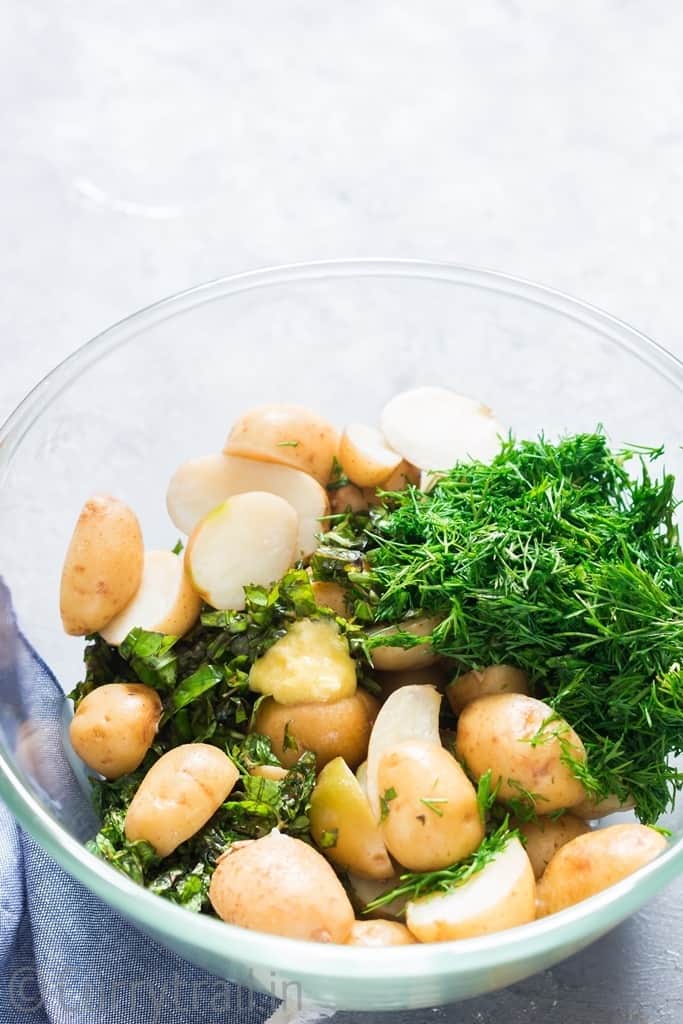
xmin=185 ymin=491 xmax=297 ymax=610
xmin=252 ymin=689 xmax=379 ymax=770
xmin=447 ymin=665 xmax=529 ymax=715
xmin=406 ymin=837 xmax=536 ymax=942
xmin=339 ymin=424 xmax=402 ymax=488
xmin=60 ymin=495 xmax=144 ymax=635
xmin=517 ymin=814 xmax=590 ymax=879
xmin=380 ymin=386 xmax=503 ymax=471
xmin=363 ymin=459 xmax=420 ymax=506
xmin=346 ymin=920 xmax=416 ymax=946
xmin=310 ymin=757 xmax=393 ymax=879
xmin=365 ymin=684 xmax=442 ymax=818
xmin=167 ymin=453 xmax=329 ymax=558
xmin=224 ymin=404 xmax=339 ymax=485
xmin=249 ymin=764 xmax=288 ymax=781
xmin=100 ymin=550 xmax=201 ymax=645
xmin=378 ymin=739 xmax=484 ymax=870
xmin=536 ymin=825 xmax=668 ymax=916
xmin=369 ymin=616 xmax=441 ymax=671
xmin=347 ymin=870 xmax=408 ymax=920
xmin=249 ymin=618 xmax=357 ymax=704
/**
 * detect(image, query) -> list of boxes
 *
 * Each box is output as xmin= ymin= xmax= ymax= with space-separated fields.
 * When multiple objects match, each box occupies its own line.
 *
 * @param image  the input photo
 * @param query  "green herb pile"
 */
xmin=320 ymin=432 xmax=683 ymax=824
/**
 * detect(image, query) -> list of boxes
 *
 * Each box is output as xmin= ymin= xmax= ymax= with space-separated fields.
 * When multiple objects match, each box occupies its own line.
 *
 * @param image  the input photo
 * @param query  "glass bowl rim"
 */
xmin=1 ymin=257 xmax=682 ymax=982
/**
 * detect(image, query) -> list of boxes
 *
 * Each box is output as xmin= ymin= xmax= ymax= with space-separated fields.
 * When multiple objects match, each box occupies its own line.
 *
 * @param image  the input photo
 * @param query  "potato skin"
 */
xmin=69 ymin=683 xmax=162 ymax=779
xmin=378 ymin=740 xmax=484 ymax=871
xmin=456 ymin=693 xmax=586 ymax=814
xmin=572 ymin=793 xmax=635 ymax=820
xmin=447 ymin=665 xmax=529 ymax=715
xmin=517 ymin=814 xmax=590 ymax=879
xmin=369 ymin=617 xmax=441 ymax=672
xmin=309 ymin=757 xmax=393 ymax=880
xmin=363 ymin=460 xmax=420 ymax=506
xmin=536 ymin=824 xmax=668 ymax=916
xmin=224 ymin=404 xmax=339 ymax=485
xmin=346 ymin=920 xmax=416 ymax=946
xmin=329 ymin=483 xmax=369 ymax=515
xmin=209 ymin=831 xmax=354 ymax=943
xmin=125 ymin=743 xmax=239 ymax=856
xmin=60 ymin=495 xmax=144 ymax=635
xmin=374 ymin=664 xmax=450 ymax=701
xmin=311 ymin=580 xmax=349 ymax=618
xmin=252 ymin=689 xmax=379 ymax=770
xmin=249 ymin=618 xmax=357 ymax=704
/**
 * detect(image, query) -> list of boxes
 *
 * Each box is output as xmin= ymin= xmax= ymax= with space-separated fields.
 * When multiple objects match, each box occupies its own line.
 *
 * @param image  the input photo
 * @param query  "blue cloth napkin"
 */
xmin=0 ymin=582 xmax=280 ymax=1024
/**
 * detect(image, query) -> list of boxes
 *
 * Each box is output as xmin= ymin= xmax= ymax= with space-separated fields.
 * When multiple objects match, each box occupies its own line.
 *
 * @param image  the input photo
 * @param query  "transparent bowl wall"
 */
xmin=0 ymin=261 xmax=681 ymax=1011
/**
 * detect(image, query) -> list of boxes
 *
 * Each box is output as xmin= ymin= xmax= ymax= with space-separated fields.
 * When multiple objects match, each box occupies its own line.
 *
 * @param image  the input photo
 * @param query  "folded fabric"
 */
xmin=0 ymin=581 xmax=300 ymax=1024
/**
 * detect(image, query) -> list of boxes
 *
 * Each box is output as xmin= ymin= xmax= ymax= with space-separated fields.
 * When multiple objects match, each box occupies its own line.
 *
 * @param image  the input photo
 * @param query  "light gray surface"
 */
xmin=1 ymin=2 xmax=681 ymax=1021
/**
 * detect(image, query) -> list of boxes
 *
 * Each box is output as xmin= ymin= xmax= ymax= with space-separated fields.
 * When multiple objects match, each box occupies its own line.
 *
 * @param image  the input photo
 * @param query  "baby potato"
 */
xmin=369 ymin=616 xmax=442 ymax=672
xmin=406 ymin=837 xmax=536 ymax=942
xmin=517 ymin=814 xmax=590 ymax=879
xmin=572 ymin=793 xmax=635 ymax=820
xmin=378 ymin=740 xmax=484 ymax=871
xmin=310 ymin=757 xmax=393 ymax=879
xmin=60 ymin=494 xmax=144 ymax=635
xmin=536 ymin=824 xmax=668 ymax=916
xmin=249 ymin=764 xmax=288 ymax=781
xmin=374 ymin=664 xmax=450 ymax=701
xmin=249 ymin=618 xmax=357 ymax=704
xmin=224 ymin=403 xmax=340 ymax=485
xmin=447 ymin=665 xmax=529 ymax=715
xmin=363 ymin=459 xmax=420 ymax=506
xmin=209 ymin=830 xmax=354 ymax=943
xmin=339 ymin=424 xmax=402 ymax=488
xmin=456 ymin=693 xmax=587 ymax=814
xmin=310 ymin=580 xmax=349 ymax=618
xmin=329 ymin=483 xmax=369 ymax=515
xmin=252 ymin=689 xmax=379 ymax=770
xmin=125 ymin=743 xmax=239 ymax=856
xmin=346 ymin=920 xmax=416 ymax=947
xmin=69 ymin=683 xmax=162 ymax=779
xmin=347 ymin=871 xmax=408 ymax=921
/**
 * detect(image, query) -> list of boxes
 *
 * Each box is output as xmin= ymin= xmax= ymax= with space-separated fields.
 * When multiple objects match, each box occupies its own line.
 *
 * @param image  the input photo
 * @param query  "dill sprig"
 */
xmin=364 ymin=819 xmax=517 ymax=912
xmin=347 ymin=433 xmax=683 ymax=823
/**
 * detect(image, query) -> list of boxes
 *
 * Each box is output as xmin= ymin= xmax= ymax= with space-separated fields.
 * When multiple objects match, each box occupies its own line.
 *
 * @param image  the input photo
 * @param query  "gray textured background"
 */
xmin=1 ymin=2 xmax=682 ymax=1021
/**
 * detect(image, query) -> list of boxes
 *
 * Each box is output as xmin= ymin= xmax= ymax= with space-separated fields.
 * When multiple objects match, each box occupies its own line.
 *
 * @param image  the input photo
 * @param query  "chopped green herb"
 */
xmin=172 ymin=538 xmax=184 ymax=555
xmin=419 ymin=796 xmax=448 ymax=817
xmin=380 ymin=786 xmax=398 ymax=821
xmin=283 ymin=722 xmax=299 ymax=752
xmin=276 ymin=440 xmax=300 ymax=448
xmin=320 ymin=828 xmax=339 ymax=849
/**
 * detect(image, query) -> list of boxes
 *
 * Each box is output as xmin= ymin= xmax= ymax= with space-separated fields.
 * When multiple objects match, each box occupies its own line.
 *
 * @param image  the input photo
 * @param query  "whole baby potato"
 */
xmin=455 ymin=693 xmax=586 ymax=814
xmin=311 ymin=580 xmax=350 ymax=618
xmin=378 ymin=739 xmax=484 ymax=871
xmin=69 ymin=683 xmax=162 ymax=779
xmin=536 ymin=824 xmax=668 ymax=916
xmin=447 ymin=665 xmax=529 ymax=715
xmin=252 ymin=689 xmax=379 ymax=770
xmin=517 ymin=814 xmax=590 ymax=879
xmin=209 ymin=831 xmax=354 ymax=943
xmin=249 ymin=618 xmax=357 ymax=704
xmin=346 ymin=920 xmax=416 ymax=946
xmin=369 ymin=616 xmax=442 ymax=672
xmin=125 ymin=743 xmax=239 ymax=856
xmin=60 ymin=494 xmax=144 ymax=635
xmin=224 ymin=403 xmax=340 ymax=485
xmin=572 ymin=792 xmax=635 ymax=820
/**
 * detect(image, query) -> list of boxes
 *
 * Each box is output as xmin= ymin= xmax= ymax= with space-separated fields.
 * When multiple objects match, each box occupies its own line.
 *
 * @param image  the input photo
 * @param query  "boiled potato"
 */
xmin=406 ymin=837 xmax=536 ymax=942
xmin=447 ymin=665 xmax=529 ymax=715
xmin=310 ymin=757 xmax=393 ymax=879
xmin=329 ymin=483 xmax=369 ymax=515
xmin=125 ymin=743 xmax=239 ymax=856
xmin=167 ymin=453 xmax=329 ymax=558
xmin=185 ymin=491 xmax=297 ymax=610
xmin=369 ymin=616 xmax=441 ymax=671
xmin=365 ymin=684 xmax=442 ymax=818
xmin=249 ymin=618 xmax=357 ymax=704
xmin=378 ymin=740 xmax=484 ymax=871
xmin=60 ymin=494 xmax=144 ymax=635
xmin=311 ymin=580 xmax=349 ymax=618
xmin=252 ymin=689 xmax=379 ymax=770
xmin=536 ymin=824 xmax=668 ymax=916
xmin=380 ymin=387 xmax=503 ymax=471
xmin=363 ymin=459 xmax=420 ymax=506
xmin=347 ymin=870 xmax=408 ymax=920
xmin=224 ymin=404 xmax=339 ymax=485
xmin=100 ymin=550 xmax=201 ymax=645
xmin=209 ymin=830 xmax=354 ymax=943
xmin=456 ymin=693 xmax=587 ymax=814
xmin=517 ymin=814 xmax=590 ymax=879
xmin=69 ymin=683 xmax=162 ymax=779
xmin=375 ymin=664 xmax=450 ymax=700
xmin=346 ymin=920 xmax=416 ymax=946
xmin=339 ymin=424 xmax=402 ymax=488
xmin=572 ymin=793 xmax=635 ymax=820
xmin=249 ymin=764 xmax=288 ymax=781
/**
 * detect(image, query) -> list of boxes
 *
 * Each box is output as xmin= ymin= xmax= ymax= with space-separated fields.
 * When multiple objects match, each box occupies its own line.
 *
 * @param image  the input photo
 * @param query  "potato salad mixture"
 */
xmin=60 ymin=387 xmax=681 ymax=946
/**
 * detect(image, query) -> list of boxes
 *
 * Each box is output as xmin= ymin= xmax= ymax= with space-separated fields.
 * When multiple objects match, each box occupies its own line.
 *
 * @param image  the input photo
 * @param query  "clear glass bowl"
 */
xmin=0 ymin=260 xmax=681 ymax=1011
